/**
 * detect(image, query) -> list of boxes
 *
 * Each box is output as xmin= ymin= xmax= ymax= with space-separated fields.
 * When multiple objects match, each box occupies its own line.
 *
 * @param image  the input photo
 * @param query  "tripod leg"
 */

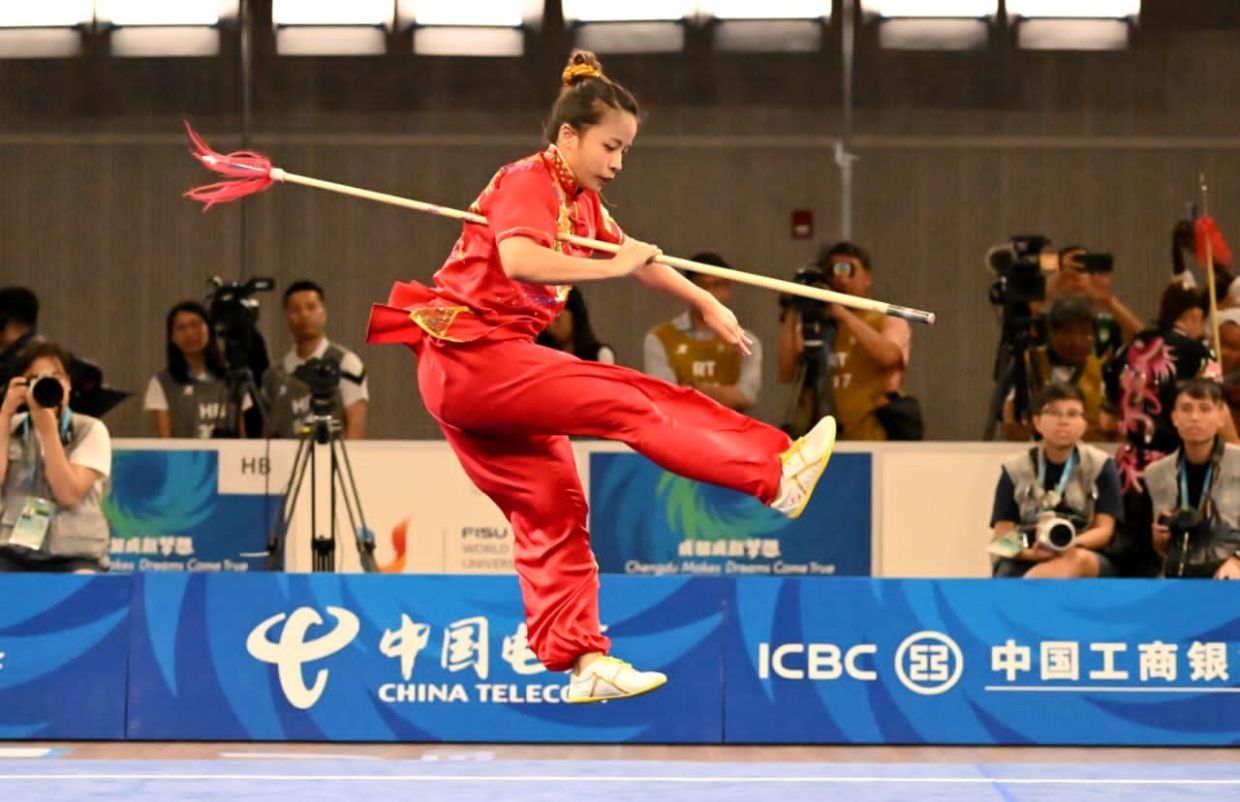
xmin=266 ymin=436 xmax=312 ymax=571
xmin=333 ymin=436 xmax=377 ymax=573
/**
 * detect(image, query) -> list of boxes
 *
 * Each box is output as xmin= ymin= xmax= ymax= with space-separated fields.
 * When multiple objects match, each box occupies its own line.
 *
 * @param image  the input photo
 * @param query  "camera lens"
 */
xmin=1044 ymin=521 xmax=1075 ymax=550
xmin=31 ymin=375 xmax=64 ymax=408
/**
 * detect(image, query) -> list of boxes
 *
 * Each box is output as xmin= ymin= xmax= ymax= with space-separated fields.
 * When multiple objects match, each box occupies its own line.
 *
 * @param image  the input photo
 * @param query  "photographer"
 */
xmin=1004 ymin=295 xmax=1114 ymax=442
xmin=1145 ymin=378 xmax=1240 ymax=580
xmin=263 ymin=280 xmax=369 ymax=439
xmin=0 ymin=342 xmax=111 ymax=573
xmin=777 ymin=242 xmax=911 ymax=440
xmin=989 ymin=383 xmax=1123 ymax=578
xmin=1039 ymin=247 xmax=1142 ymax=363
xmin=644 ymin=253 xmax=761 ymax=413
xmin=144 ymin=301 xmax=248 ymax=438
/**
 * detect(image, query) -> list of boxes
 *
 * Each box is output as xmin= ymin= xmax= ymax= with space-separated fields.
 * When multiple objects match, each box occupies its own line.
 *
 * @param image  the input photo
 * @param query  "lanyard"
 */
xmin=1037 ymin=448 xmax=1076 ymax=502
xmin=1178 ymin=459 xmax=1214 ymax=513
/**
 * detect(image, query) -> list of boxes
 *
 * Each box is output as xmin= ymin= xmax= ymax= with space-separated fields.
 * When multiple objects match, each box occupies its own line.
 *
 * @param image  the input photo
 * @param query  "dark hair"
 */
xmin=819 ymin=241 xmax=872 ymax=272
xmin=165 ymin=301 xmax=227 ymax=384
xmin=0 ymin=286 xmax=39 ymax=329
xmin=283 ymin=280 xmax=325 ymax=307
xmin=1046 ymin=295 xmax=1096 ymax=330
xmin=543 ymin=50 xmax=640 ymax=144
xmin=14 ymin=340 xmax=72 ymax=377
xmin=684 ymin=252 xmax=730 ymax=283
xmin=536 ymin=288 xmax=608 ymax=361
xmin=1031 ymin=381 xmax=1085 ymax=415
xmin=1175 ymin=376 xmax=1224 ymax=406
xmin=1157 ymin=282 xmax=1208 ymax=332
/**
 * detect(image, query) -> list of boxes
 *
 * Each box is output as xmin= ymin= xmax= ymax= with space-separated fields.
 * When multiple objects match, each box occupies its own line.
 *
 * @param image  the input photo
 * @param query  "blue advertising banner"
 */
xmin=103 ymin=449 xmax=278 ymax=573
xmin=0 ymin=575 xmax=130 ymax=739
xmin=589 ymin=452 xmax=871 ymax=577
xmin=126 ymin=573 xmax=725 ymax=742
xmin=724 ymin=578 xmax=1240 ymax=745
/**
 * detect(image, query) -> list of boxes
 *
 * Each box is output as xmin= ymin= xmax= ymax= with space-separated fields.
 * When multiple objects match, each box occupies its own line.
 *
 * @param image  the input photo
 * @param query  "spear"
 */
xmin=181 ymin=123 xmax=936 ymax=326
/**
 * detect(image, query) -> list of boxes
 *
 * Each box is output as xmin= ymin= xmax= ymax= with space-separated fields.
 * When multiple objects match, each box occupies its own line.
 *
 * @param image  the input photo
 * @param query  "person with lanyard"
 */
xmin=989 ymin=382 xmax=1123 ymax=578
xmin=1144 ymin=378 xmax=1240 ymax=579
xmin=143 ymin=300 xmax=248 ymax=438
xmin=367 ymin=50 xmax=837 ymax=703
xmin=0 ymin=342 xmax=112 ymax=573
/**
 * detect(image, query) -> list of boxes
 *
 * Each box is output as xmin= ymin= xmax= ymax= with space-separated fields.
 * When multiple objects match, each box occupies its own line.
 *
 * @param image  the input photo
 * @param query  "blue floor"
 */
xmin=0 ymin=759 xmax=1236 ymax=801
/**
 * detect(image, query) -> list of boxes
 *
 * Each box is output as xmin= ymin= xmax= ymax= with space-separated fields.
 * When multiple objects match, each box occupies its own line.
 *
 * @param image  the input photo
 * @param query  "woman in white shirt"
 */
xmin=143 ymin=301 xmax=244 ymax=438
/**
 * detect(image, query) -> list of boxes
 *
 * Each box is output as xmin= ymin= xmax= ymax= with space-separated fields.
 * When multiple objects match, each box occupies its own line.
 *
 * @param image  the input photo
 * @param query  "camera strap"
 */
xmin=1177 ymin=439 xmax=1222 ymax=515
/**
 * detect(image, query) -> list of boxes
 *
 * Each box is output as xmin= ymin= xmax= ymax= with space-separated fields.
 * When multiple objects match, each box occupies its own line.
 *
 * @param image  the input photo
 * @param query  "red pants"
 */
xmin=416 ymin=337 xmax=790 ymax=671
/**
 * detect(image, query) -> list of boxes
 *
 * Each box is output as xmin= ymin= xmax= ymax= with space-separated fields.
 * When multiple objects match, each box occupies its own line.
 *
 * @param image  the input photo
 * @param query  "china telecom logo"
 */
xmin=246 ymin=607 xmax=360 ymax=709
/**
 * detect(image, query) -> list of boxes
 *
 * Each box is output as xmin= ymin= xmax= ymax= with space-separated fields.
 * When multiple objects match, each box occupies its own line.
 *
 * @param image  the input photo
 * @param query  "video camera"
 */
xmin=782 ymin=263 xmax=830 ymax=345
xmin=207 ymin=275 xmax=274 ymax=369
xmin=293 ymin=357 xmax=341 ymax=416
xmin=986 ymin=236 xmax=1114 ymax=307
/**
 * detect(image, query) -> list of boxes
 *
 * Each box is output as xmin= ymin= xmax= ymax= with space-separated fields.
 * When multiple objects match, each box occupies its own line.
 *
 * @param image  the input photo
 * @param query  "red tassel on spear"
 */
xmin=182 ymin=121 xmax=277 ymax=210
xmin=179 ymin=122 xmax=936 ymax=325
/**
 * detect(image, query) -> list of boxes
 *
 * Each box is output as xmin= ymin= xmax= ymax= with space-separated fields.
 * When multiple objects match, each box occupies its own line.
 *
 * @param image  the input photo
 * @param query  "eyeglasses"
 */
xmin=831 ymin=262 xmax=856 ymax=278
xmin=1037 ymin=408 xmax=1085 ymax=420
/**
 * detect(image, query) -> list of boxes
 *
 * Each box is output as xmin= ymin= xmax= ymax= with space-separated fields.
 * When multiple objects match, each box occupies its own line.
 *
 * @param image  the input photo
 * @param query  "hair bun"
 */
xmin=562 ymin=49 xmax=604 ymax=85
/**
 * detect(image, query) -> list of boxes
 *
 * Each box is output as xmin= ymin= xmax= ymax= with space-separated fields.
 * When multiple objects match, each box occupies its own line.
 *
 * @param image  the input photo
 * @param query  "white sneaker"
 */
xmin=769 ymin=416 xmax=837 ymax=520
xmin=567 ymin=656 xmax=667 ymax=704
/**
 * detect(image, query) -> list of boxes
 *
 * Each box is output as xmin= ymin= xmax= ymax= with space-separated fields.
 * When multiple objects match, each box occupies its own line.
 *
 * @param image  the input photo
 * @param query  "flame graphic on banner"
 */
xmin=378 ymin=518 xmax=409 ymax=574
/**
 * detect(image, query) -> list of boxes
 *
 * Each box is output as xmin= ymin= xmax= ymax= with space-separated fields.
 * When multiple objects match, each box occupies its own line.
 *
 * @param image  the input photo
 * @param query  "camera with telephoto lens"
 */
xmin=293 ymin=357 xmax=340 ymax=416
xmin=29 ymin=374 xmax=65 ymax=408
xmin=1026 ymin=511 xmax=1077 ymax=552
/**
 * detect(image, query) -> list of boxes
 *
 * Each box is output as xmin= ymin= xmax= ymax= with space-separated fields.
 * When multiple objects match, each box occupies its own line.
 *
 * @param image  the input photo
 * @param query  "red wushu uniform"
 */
xmin=368 ymin=145 xmax=790 ymax=671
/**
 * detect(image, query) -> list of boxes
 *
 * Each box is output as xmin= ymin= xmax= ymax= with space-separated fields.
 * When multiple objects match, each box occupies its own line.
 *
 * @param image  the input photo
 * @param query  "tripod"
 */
xmin=981 ymin=302 xmax=1035 ymax=441
xmin=216 ymin=365 xmax=265 ymax=438
xmin=266 ymin=405 xmax=377 ymax=572
xmin=782 ymin=321 xmax=834 ymax=438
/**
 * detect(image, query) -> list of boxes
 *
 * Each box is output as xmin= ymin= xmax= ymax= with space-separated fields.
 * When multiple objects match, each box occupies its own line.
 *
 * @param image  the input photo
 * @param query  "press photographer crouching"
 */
xmin=1145 ymin=378 xmax=1240 ymax=580
xmin=0 ymin=343 xmax=111 ymax=573
xmin=989 ymin=383 xmax=1123 ymax=578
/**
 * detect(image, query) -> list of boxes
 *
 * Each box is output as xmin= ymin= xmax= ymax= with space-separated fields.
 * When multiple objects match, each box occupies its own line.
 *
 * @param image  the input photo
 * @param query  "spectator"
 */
xmin=0 ymin=287 xmax=40 ymax=391
xmin=1144 ymin=378 xmax=1240 ymax=579
xmin=777 ymin=242 xmax=911 ymax=440
xmin=644 ymin=252 xmax=761 ymax=413
xmin=0 ymin=342 xmax=111 ymax=573
xmin=1105 ymin=283 xmax=1219 ymax=492
xmin=1004 ymin=295 xmax=1115 ymax=442
xmin=989 ymin=382 xmax=1123 ymax=579
xmin=143 ymin=301 xmax=247 ymax=438
xmin=263 ymin=280 xmax=369 ymax=439
xmin=537 ymin=287 xmax=615 ymax=363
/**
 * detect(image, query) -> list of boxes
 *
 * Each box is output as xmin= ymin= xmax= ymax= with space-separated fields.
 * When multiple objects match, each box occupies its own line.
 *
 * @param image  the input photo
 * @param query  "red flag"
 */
xmin=1195 ymin=216 xmax=1233 ymax=267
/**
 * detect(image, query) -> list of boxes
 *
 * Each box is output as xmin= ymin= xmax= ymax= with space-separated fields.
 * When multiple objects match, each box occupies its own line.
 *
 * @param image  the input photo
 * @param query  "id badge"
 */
xmin=987 ymin=529 xmax=1028 ymax=559
xmin=9 ymin=496 xmax=53 ymax=551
